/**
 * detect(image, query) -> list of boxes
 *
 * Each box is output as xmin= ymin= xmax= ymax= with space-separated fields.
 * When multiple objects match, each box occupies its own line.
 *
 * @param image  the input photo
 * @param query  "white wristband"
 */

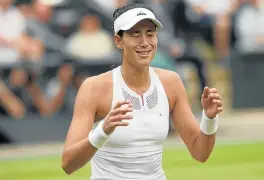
xmin=88 ymin=121 xmax=109 ymax=149
xmin=200 ymin=110 xmax=219 ymax=135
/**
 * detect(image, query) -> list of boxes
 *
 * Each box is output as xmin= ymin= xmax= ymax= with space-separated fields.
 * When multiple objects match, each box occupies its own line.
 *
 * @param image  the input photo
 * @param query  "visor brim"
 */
xmin=119 ymin=17 xmax=163 ymax=32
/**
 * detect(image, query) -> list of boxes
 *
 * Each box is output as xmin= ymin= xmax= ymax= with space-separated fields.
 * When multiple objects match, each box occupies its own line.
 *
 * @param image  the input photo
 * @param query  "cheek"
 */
xmin=124 ymin=48 xmax=137 ymax=59
xmin=151 ymin=38 xmax=158 ymax=47
xmin=147 ymin=36 xmax=158 ymax=48
xmin=123 ymin=41 xmax=136 ymax=54
xmin=150 ymin=39 xmax=158 ymax=56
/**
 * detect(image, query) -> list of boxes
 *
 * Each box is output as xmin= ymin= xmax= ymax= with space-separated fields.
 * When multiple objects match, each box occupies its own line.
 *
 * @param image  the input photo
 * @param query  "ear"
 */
xmin=114 ymin=34 xmax=124 ymax=50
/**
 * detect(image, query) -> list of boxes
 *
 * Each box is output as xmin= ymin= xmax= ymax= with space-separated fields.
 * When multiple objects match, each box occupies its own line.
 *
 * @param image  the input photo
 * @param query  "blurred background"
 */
xmin=0 ymin=0 xmax=264 ymax=179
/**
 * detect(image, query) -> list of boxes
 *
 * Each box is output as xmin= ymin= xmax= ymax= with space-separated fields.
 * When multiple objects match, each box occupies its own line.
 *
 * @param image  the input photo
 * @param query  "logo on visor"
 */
xmin=137 ymin=11 xmax=147 ymax=16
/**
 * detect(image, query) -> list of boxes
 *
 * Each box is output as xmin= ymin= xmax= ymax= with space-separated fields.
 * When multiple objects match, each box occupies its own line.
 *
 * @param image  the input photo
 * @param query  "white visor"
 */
xmin=114 ymin=8 xmax=163 ymax=34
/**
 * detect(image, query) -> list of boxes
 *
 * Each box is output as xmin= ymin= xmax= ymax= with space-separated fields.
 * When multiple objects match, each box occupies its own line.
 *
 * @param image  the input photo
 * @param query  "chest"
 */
xmin=106 ymin=110 xmax=169 ymax=147
xmin=96 ymin=84 xmax=174 ymax=122
xmin=95 ymin=83 xmax=171 ymax=147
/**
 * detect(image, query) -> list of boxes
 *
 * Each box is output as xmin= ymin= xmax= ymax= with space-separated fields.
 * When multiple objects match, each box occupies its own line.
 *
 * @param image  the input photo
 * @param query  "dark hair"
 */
xmin=112 ymin=4 xmax=154 ymax=37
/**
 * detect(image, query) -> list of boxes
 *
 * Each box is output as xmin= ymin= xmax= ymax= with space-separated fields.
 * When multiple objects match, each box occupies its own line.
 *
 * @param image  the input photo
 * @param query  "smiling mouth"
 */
xmin=136 ymin=50 xmax=151 ymax=56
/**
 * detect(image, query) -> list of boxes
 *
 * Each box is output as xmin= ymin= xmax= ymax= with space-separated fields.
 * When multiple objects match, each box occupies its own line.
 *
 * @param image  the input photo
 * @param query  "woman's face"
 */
xmin=34 ymin=1 xmax=53 ymax=23
xmin=114 ymin=19 xmax=158 ymax=68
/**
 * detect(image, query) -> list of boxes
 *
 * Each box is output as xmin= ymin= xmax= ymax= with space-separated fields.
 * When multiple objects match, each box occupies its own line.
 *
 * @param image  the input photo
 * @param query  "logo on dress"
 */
xmin=137 ymin=11 xmax=147 ymax=16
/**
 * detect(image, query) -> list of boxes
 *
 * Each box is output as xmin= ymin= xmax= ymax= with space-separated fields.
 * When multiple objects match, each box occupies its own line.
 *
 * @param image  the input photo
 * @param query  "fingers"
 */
xmin=209 ymin=93 xmax=222 ymax=100
xmin=112 ymin=121 xmax=130 ymax=127
xmin=110 ymin=104 xmax=133 ymax=116
xmin=103 ymin=100 xmax=134 ymax=134
xmin=109 ymin=114 xmax=133 ymax=122
xmin=217 ymin=107 xmax=224 ymax=113
xmin=113 ymin=100 xmax=132 ymax=109
xmin=103 ymin=106 xmax=133 ymax=134
xmin=210 ymin=91 xmax=224 ymax=112
xmin=212 ymin=99 xmax=222 ymax=107
xmin=209 ymin=88 xmax=217 ymax=93
xmin=202 ymin=86 xmax=210 ymax=99
xmin=202 ymin=87 xmax=224 ymax=116
xmin=202 ymin=87 xmax=221 ymax=99
xmin=106 ymin=114 xmax=132 ymax=131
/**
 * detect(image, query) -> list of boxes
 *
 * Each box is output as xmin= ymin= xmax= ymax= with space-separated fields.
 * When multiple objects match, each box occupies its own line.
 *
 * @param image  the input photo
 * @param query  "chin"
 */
xmin=137 ymin=58 xmax=152 ymax=67
xmin=137 ymin=55 xmax=154 ymax=66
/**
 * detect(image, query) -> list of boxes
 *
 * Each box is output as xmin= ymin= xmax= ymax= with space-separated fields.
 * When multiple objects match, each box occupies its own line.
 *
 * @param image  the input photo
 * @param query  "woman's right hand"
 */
xmin=103 ymin=100 xmax=133 ymax=135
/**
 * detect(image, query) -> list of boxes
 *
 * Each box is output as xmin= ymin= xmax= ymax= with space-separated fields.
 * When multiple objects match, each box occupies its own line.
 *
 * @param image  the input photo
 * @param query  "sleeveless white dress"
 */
xmin=90 ymin=66 xmax=170 ymax=180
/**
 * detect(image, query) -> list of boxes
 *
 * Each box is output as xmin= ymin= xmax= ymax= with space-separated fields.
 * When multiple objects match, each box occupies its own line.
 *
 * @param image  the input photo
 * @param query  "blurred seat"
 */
xmin=231 ymin=52 xmax=264 ymax=109
xmin=71 ymin=56 xmax=121 ymax=77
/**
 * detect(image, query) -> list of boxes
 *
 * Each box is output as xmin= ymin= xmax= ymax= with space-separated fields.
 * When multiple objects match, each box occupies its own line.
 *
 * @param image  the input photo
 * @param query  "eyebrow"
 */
xmin=147 ymin=29 xmax=155 ymax=32
xmin=131 ymin=27 xmax=156 ymax=32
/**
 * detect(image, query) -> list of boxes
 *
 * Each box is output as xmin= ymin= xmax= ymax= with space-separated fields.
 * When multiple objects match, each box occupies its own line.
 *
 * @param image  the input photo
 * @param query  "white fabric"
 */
xmin=114 ymin=8 xmax=163 ymax=34
xmin=90 ymin=66 xmax=169 ymax=180
xmin=235 ymin=5 xmax=264 ymax=52
xmin=185 ymin=0 xmax=234 ymax=15
xmin=200 ymin=110 xmax=219 ymax=135
xmin=0 ymin=8 xmax=25 ymax=40
xmin=66 ymin=30 xmax=114 ymax=60
xmin=0 ymin=7 xmax=25 ymax=66
xmin=90 ymin=0 xmax=134 ymax=17
xmin=93 ymin=0 xmax=116 ymax=13
xmin=88 ymin=120 xmax=109 ymax=149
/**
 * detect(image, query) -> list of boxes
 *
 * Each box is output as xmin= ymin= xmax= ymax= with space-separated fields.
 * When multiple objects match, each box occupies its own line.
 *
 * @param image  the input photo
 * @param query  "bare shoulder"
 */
xmin=80 ymin=71 xmax=113 ymax=95
xmin=152 ymin=67 xmax=183 ymax=88
xmin=152 ymin=67 xmax=185 ymax=111
xmin=77 ymin=71 xmax=113 ymax=121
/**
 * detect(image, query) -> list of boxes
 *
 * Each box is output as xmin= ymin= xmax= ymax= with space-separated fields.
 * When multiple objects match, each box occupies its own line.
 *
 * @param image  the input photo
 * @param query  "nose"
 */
xmin=139 ymin=34 xmax=149 ymax=48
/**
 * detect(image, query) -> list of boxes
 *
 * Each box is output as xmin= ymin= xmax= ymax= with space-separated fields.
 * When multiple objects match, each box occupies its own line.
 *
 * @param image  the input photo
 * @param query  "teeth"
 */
xmin=138 ymin=51 xmax=150 ymax=55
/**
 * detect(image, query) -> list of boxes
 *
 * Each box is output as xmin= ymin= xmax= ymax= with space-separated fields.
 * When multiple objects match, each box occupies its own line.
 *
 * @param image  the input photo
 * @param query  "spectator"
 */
xmin=0 ymin=80 xmax=25 ymax=119
xmin=25 ymin=63 xmax=73 ymax=116
xmin=15 ymin=0 xmax=35 ymax=17
xmin=0 ymin=0 xmax=28 ymax=119
xmin=90 ymin=0 xmax=130 ymax=17
xmin=184 ymin=0 xmax=240 ymax=59
xmin=5 ymin=0 xmax=73 ymax=117
xmin=0 ymin=0 xmax=26 ymax=67
xmin=50 ymin=0 xmax=86 ymax=38
xmin=25 ymin=0 xmax=65 ymax=53
xmin=234 ymin=0 xmax=264 ymax=53
xmin=66 ymin=14 xmax=115 ymax=60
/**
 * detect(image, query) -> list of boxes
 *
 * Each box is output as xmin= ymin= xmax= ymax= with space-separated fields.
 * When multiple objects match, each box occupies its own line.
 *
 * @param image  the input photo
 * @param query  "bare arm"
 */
xmin=26 ymin=64 xmax=73 ymax=116
xmin=61 ymin=77 xmax=99 ymax=174
xmin=169 ymin=72 xmax=222 ymax=162
xmin=226 ymin=0 xmax=241 ymax=15
xmin=26 ymin=82 xmax=67 ymax=116
xmin=61 ymin=77 xmax=133 ymax=174
xmin=0 ymin=81 xmax=25 ymax=119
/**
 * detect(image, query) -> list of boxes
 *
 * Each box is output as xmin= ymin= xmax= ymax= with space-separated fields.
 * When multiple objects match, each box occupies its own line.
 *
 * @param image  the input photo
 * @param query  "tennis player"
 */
xmin=62 ymin=4 xmax=223 ymax=180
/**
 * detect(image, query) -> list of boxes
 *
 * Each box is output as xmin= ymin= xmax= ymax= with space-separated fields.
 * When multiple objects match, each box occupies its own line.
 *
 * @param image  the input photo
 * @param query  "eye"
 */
xmin=131 ymin=32 xmax=140 ymax=37
xmin=147 ymin=33 xmax=154 ymax=37
xmin=147 ymin=30 xmax=155 ymax=37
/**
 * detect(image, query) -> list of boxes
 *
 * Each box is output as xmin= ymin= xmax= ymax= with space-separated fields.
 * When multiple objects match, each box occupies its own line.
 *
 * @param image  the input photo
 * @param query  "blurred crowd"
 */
xmin=0 ymin=0 xmax=264 ymax=120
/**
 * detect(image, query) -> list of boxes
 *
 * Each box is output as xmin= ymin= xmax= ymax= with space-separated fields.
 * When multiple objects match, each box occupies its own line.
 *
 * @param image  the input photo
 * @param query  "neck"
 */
xmin=121 ymin=61 xmax=151 ymax=95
